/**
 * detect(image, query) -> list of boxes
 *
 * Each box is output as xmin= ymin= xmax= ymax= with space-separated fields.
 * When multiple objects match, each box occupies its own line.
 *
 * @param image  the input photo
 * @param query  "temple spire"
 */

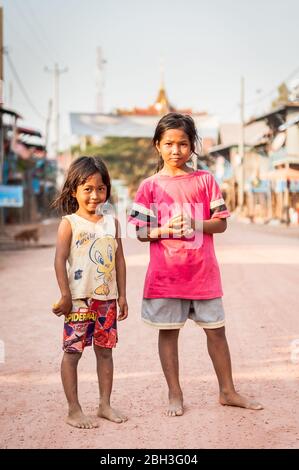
xmin=160 ymin=57 xmax=165 ymax=89
xmin=154 ymin=58 xmax=171 ymax=114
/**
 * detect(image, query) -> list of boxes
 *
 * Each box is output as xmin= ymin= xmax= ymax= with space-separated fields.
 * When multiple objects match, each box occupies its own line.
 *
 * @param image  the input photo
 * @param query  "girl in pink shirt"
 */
xmin=129 ymin=113 xmax=262 ymax=416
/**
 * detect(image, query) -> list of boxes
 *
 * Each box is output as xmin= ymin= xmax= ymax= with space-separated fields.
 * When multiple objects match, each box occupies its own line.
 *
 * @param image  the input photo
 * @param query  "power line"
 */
xmin=4 ymin=50 xmax=46 ymax=122
xmin=26 ymin=0 xmax=61 ymax=61
xmin=284 ymin=65 xmax=299 ymax=84
xmin=11 ymin=0 xmax=56 ymax=65
xmin=4 ymin=15 xmax=46 ymax=66
xmin=245 ymin=65 xmax=299 ymax=107
xmin=245 ymin=88 xmax=276 ymax=107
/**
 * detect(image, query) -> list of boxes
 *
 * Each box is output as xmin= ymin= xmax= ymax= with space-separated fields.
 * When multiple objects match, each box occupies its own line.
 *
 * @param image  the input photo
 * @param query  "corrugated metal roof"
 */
xmin=69 ymin=113 xmax=220 ymax=139
xmin=210 ymin=121 xmax=269 ymax=153
xmin=0 ymin=106 xmax=22 ymax=119
xmin=246 ymin=103 xmax=299 ymax=125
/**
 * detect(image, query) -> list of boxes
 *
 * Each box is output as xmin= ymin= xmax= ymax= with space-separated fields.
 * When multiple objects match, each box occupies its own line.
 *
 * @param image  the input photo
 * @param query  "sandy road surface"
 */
xmin=0 ymin=219 xmax=299 ymax=449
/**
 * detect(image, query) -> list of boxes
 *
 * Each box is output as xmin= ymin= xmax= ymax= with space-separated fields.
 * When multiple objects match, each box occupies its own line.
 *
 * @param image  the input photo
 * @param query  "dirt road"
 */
xmin=0 ymin=219 xmax=299 ymax=449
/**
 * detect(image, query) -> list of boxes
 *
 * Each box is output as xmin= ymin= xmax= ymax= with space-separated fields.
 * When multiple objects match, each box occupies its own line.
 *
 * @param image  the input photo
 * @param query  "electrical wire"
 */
xmin=4 ymin=51 xmax=47 ymax=122
xmin=26 ymin=0 xmax=61 ymax=61
xmin=11 ymin=0 xmax=56 ymax=65
xmin=245 ymin=66 xmax=299 ymax=107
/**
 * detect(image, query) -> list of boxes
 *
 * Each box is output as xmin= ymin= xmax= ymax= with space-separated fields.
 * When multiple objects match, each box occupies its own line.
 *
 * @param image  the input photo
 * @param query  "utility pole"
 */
xmin=8 ymin=81 xmax=13 ymax=107
xmin=95 ymin=47 xmax=106 ymax=113
xmin=238 ymin=76 xmax=245 ymax=210
xmin=44 ymin=63 xmax=68 ymax=156
xmin=45 ymin=98 xmax=53 ymax=150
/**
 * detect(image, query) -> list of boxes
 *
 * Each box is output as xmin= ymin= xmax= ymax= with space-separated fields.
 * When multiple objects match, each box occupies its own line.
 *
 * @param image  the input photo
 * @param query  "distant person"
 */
xmin=129 ymin=113 xmax=262 ymax=416
xmin=52 ymin=156 xmax=128 ymax=429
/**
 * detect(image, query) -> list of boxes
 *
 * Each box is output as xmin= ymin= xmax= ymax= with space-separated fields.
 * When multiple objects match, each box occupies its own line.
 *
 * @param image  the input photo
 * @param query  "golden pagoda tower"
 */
xmin=116 ymin=60 xmax=191 ymax=116
xmin=153 ymin=80 xmax=174 ymax=114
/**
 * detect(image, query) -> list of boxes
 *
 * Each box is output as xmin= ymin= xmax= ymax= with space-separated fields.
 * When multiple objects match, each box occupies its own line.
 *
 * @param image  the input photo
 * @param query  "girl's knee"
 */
xmin=159 ymin=328 xmax=180 ymax=339
xmin=94 ymin=346 xmax=112 ymax=360
xmin=205 ymin=326 xmax=226 ymax=341
xmin=62 ymin=351 xmax=82 ymax=364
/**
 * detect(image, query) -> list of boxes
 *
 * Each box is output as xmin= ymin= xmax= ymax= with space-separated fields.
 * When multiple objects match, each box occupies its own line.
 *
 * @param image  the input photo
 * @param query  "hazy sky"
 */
xmin=2 ymin=0 xmax=299 ymax=151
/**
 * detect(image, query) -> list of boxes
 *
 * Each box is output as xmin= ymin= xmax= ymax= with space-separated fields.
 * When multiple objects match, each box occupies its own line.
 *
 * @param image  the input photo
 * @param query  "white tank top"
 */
xmin=63 ymin=213 xmax=118 ymax=300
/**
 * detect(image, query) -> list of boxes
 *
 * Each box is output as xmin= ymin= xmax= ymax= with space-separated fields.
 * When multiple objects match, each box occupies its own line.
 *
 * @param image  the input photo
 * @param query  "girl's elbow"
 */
xmin=220 ymin=219 xmax=227 ymax=232
xmin=136 ymin=227 xmax=149 ymax=242
xmin=137 ymin=235 xmax=148 ymax=243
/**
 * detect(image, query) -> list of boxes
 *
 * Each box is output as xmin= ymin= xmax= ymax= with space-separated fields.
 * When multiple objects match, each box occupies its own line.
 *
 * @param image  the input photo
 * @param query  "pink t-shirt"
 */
xmin=128 ymin=170 xmax=230 ymax=299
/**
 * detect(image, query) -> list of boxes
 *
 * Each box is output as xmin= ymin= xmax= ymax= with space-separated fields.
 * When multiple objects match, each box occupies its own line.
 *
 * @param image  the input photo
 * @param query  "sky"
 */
xmin=1 ymin=0 xmax=299 ymax=153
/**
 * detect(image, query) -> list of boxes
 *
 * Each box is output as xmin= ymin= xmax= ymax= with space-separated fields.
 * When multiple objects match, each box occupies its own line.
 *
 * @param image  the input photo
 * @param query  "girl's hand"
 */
xmin=163 ymin=213 xmax=194 ymax=237
xmin=52 ymin=295 xmax=72 ymax=317
xmin=117 ymin=296 xmax=128 ymax=321
xmin=141 ymin=213 xmax=194 ymax=241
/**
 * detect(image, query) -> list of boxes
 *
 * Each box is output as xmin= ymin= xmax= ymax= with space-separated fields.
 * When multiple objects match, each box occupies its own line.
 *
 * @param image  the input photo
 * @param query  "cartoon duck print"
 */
xmin=89 ymin=237 xmax=116 ymax=296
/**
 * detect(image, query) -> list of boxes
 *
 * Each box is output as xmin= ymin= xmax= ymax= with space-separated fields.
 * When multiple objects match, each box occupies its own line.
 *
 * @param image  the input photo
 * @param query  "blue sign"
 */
xmin=32 ymin=178 xmax=40 ymax=194
xmin=250 ymin=180 xmax=270 ymax=194
xmin=0 ymin=185 xmax=24 ymax=207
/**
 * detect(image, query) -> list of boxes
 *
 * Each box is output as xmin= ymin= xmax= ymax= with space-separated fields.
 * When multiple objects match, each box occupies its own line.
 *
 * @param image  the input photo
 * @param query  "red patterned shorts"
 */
xmin=63 ymin=298 xmax=117 ymax=353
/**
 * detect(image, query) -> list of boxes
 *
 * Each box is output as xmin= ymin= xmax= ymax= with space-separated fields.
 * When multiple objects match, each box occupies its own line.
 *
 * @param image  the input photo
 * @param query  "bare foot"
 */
xmin=97 ymin=404 xmax=127 ymax=423
xmin=220 ymin=391 xmax=263 ymax=410
xmin=66 ymin=409 xmax=99 ymax=429
xmin=166 ymin=395 xmax=184 ymax=417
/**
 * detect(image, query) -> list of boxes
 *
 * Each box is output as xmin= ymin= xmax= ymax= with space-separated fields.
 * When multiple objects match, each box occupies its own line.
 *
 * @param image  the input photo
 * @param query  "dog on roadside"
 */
xmin=14 ymin=228 xmax=39 ymax=243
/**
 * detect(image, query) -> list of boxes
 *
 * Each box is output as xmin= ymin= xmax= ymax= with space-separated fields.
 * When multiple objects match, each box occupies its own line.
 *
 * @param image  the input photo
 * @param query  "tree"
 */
xmin=71 ymin=137 xmax=157 ymax=196
xmin=271 ymin=82 xmax=290 ymax=108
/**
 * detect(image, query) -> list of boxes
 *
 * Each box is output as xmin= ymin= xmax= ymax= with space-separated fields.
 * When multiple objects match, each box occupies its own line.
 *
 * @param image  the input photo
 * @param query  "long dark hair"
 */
xmin=152 ymin=113 xmax=202 ymax=172
xmin=52 ymin=156 xmax=111 ymax=214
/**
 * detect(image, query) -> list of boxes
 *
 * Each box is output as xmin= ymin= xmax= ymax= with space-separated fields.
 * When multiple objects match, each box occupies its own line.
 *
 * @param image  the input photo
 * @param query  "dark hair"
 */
xmin=152 ymin=112 xmax=202 ymax=172
xmin=52 ymin=155 xmax=111 ymax=214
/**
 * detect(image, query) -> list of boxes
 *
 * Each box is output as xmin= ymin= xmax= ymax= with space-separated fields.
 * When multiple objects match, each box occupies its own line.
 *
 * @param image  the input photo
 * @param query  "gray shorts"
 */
xmin=142 ymin=297 xmax=225 ymax=330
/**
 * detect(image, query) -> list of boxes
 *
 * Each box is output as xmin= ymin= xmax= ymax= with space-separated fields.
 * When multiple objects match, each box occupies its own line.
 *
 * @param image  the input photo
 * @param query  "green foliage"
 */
xmin=272 ymin=82 xmax=290 ymax=108
xmin=71 ymin=137 xmax=157 ymax=196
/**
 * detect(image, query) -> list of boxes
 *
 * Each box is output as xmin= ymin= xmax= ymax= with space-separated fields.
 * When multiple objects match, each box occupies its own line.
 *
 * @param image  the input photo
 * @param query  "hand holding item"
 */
xmin=52 ymin=295 xmax=72 ymax=316
xmin=166 ymin=213 xmax=194 ymax=237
